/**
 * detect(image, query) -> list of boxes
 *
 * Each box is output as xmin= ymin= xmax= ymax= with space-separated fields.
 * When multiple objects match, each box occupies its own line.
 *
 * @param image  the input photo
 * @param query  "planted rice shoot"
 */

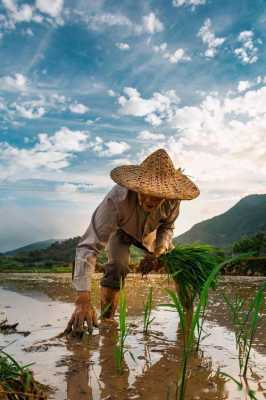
xmin=114 ymin=281 xmax=135 ymax=374
xmin=223 ymin=282 xmax=266 ymax=377
xmin=0 ymin=349 xmax=48 ymax=399
xmin=159 ymin=244 xmax=221 ymax=400
xmin=143 ymin=287 xmax=155 ymax=335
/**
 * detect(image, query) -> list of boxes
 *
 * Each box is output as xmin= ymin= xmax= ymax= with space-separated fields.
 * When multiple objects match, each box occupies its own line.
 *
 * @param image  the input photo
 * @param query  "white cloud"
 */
xmin=94 ymin=140 xmax=130 ymax=157
xmin=85 ymin=11 xmax=163 ymax=35
xmin=108 ymin=89 xmax=116 ymax=97
xmin=36 ymin=127 xmax=89 ymax=153
xmin=69 ymin=103 xmax=89 ymax=114
xmin=237 ymin=80 xmax=251 ymax=92
xmin=118 ymin=87 xmax=180 ymax=126
xmin=2 ymin=0 xmax=33 ymax=22
xmin=116 ymin=42 xmax=130 ymax=50
xmin=172 ymin=0 xmax=206 ymax=8
xmin=15 ymin=104 xmax=45 ymax=119
xmin=145 ymin=113 xmax=162 ymax=126
xmin=119 ymin=84 xmax=266 ymax=202
xmin=56 ymin=182 xmax=92 ymax=193
xmin=153 ymin=42 xmax=191 ymax=63
xmin=36 ymin=0 xmax=64 ymax=18
xmin=197 ymin=18 xmax=225 ymax=58
xmin=109 ymin=157 xmax=131 ymax=166
xmin=0 ymin=127 xmax=90 ymax=173
xmin=87 ymin=12 xmax=133 ymax=30
xmin=142 ymin=12 xmax=164 ymax=34
xmin=137 ymin=130 xmax=166 ymax=141
xmin=234 ymin=30 xmax=259 ymax=64
xmin=0 ymin=73 xmax=27 ymax=92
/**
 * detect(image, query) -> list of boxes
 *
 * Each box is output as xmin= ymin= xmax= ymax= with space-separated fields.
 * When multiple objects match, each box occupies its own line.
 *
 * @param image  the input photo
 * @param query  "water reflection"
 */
xmin=0 ymin=273 xmax=265 ymax=399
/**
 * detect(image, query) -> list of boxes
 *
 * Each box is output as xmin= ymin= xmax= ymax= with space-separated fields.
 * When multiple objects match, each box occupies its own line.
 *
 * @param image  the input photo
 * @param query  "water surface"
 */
xmin=0 ymin=273 xmax=265 ymax=400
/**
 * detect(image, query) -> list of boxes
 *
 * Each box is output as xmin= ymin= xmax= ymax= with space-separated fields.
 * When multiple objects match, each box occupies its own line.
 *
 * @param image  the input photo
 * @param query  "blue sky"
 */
xmin=0 ymin=0 xmax=265 ymax=251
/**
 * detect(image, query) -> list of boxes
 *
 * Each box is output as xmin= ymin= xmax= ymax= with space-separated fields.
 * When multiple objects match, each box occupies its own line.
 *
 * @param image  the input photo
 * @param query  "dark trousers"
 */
xmin=100 ymin=229 xmax=149 ymax=289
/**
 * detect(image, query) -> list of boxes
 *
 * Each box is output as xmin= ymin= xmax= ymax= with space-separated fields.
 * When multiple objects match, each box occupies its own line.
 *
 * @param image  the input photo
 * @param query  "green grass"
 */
xmin=0 ymin=265 xmax=71 ymax=273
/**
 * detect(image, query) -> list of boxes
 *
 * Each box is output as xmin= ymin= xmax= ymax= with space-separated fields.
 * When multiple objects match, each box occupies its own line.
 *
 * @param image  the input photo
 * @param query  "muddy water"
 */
xmin=0 ymin=273 xmax=266 ymax=400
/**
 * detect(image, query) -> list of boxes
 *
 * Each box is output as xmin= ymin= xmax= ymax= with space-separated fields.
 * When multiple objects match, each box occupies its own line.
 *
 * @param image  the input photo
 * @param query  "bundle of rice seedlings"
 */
xmin=159 ymin=243 xmax=220 ymax=307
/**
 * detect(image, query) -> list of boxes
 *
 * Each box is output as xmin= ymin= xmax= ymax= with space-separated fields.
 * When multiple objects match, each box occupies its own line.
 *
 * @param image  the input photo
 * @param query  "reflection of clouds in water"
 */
xmin=0 ymin=275 xmax=265 ymax=399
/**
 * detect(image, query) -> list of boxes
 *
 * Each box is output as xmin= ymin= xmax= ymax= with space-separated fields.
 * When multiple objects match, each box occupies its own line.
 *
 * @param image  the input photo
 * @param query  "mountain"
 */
xmin=5 ymin=239 xmax=59 ymax=256
xmin=174 ymin=194 xmax=266 ymax=248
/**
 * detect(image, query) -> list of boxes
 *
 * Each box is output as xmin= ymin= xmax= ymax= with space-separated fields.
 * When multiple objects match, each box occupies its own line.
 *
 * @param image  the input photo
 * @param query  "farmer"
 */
xmin=66 ymin=148 xmax=200 ymax=334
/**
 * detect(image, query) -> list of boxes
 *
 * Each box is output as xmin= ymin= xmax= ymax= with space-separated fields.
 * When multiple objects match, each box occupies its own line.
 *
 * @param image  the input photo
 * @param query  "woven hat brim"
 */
xmin=110 ymin=165 xmax=200 ymax=200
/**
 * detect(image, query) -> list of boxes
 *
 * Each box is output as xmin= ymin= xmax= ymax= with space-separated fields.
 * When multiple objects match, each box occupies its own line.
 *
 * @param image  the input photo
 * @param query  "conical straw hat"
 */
xmin=110 ymin=148 xmax=200 ymax=200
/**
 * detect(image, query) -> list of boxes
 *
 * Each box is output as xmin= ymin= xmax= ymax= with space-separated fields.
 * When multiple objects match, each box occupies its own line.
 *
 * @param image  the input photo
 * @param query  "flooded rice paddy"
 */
xmin=0 ymin=273 xmax=266 ymax=400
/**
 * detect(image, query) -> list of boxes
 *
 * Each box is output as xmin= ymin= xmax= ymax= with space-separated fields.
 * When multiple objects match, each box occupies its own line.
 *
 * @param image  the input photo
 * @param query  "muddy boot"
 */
xmin=100 ymin=287 xmax=119 ymax=320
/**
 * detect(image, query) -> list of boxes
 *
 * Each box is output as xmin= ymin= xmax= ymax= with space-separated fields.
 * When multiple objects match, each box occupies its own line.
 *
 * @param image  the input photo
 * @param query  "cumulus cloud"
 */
xmin=137 ymin=130 xmax=165 ymax=141
xmin=69 ymin=103 xmax=89 ymax=114
xmin=197 ymin=18 xmax=225 ymax=58
xmin=116 ymin=42 xmax=130 ymax=50
xmin=119 ymin=83 xmax=266 ymax=201
xmin=92 ymin=138 xmax=130 ymax=157
xmin=163 ymin=87 xmax=266 ymax=197
xmin=153 ymin=42 xmax=191 ymax=63
xmin=0 ymin=127 xmax=90 ymax=173
xmin=0 ymin=73 xmax=27 ymax=92
xmin=108 ymin=89 xmax=116 ymax=97
xmin=35 ymin=0 xmax=64 ymax=18
xmin=118 ymin=87 xmax=180 ymax=126
xmin=2 ymin=0 xmax=33 ymax=23
xmin=142 ymin=12 xmax=164 ymax=34
xmin=15 ymin=103 xmax=45 ymax=119
xmin=85 ymin=11 xmax=163 ymax=35
xmin=237 ymin=80 xmax=251 ymax=92
xmin=0 ymin=0 xmax=64 ymax=38
xmin=172 ymin=0 xmax=206 ymax=8
xmin=234 ymin=30 xmax=259 ymax=64
xmin=109 ymin=157 xmax=131 ymax=166
xmin=56 ymin=182 xmax=92 ymax=193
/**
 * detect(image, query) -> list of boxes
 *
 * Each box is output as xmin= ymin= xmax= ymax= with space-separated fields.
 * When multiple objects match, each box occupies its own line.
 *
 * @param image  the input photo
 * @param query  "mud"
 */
xmin=0 ymin=273 xmax=265 ymax=400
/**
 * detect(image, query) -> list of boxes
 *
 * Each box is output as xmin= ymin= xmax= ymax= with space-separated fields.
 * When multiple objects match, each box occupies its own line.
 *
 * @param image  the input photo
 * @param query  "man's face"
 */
xmin=138 ymin=193 xmax=164 ymax=213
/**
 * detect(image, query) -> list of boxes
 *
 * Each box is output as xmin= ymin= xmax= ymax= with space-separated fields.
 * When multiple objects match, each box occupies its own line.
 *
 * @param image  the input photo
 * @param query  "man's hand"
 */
xmin=64 ymin=291 xmax=98 ymax=337
xmin=153 ymin=245 xmax=167 ymax=258
xmin=154 ymin=242 xmax=175 ymax=258
xmin=139 ymin=254 xmax=163 ymax=276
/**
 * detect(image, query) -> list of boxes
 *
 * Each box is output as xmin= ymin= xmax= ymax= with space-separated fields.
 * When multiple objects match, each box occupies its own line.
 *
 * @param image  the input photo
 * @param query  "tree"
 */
xmin=233 ymin=232 xmax=266 ymax=256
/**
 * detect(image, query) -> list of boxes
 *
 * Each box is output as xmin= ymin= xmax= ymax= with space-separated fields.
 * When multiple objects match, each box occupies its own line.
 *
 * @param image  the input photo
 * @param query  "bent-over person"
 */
xmin=66 ymin=148 xmax=200 ymax=334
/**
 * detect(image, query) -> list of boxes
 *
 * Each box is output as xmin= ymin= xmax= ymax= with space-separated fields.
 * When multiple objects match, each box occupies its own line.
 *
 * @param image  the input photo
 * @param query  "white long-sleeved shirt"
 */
xmin=73 ymin=184 xmax=181 ymax=291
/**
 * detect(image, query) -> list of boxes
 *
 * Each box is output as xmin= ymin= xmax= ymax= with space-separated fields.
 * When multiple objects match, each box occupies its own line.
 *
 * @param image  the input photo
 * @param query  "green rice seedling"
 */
xmin=161 ymin=258 xmax=221 ymax=400
xmin=143 ymin=286 xmax=155 ymax=335
xmin=224 ymin=282 xmax=266 ymax=378
xmin=159 ymin=243 xmax=220 ymax=343
xmin=0 ymin=349 xmax=48 ymax=398
xmin=114 ymin=281 xmax=135 ymax=374
xmin=219 ymin=371 xmax=258 ymax=400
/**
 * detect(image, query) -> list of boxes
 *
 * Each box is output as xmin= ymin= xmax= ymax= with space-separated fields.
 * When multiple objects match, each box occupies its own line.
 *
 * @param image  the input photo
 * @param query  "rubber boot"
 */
xmin=100 ymin=287 xmax=119 ymax=320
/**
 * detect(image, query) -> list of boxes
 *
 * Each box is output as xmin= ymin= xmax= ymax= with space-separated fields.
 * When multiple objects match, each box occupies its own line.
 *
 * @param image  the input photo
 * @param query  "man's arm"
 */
xmin=73 ymin=194 xmax=119 ymax=291
xmin=155 ymin=200 xmax=181 ymax=256
xmin=66 ymin=191 xmax=119 ymax=334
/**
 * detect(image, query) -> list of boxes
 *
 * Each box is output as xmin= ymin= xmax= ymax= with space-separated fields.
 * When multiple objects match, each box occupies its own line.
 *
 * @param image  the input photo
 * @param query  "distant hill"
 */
xmin=5 ymin=239 xmax=59 ymax=256
xmin=175 ymin=194 xmax=266 ymax=248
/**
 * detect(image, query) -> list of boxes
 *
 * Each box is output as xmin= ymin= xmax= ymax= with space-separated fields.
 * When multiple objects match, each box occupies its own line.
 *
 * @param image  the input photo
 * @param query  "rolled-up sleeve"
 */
xmin=73 ymin=194 xmax=119 ymax=291
xmin=156 ymin=200 xmax=181 ymax=250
